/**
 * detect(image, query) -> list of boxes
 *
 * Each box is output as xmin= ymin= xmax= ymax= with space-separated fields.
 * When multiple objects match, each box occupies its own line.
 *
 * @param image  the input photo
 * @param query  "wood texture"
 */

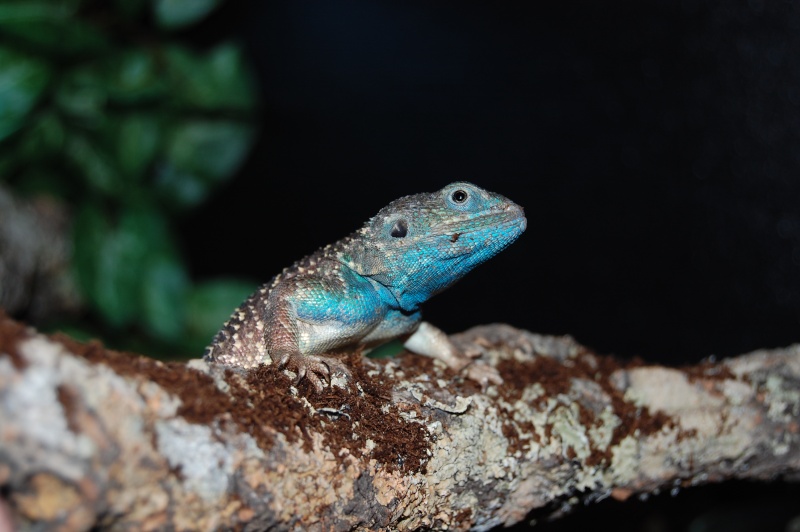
xmin=0 ymin=313 xmax=798 ymax=531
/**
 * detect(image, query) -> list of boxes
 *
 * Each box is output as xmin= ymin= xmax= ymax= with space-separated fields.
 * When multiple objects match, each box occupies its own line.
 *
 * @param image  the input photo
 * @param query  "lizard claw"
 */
xmin=273 ymin=349 xmax=292 ymax=369
xmin=280 ymin=354 xmax=343 ymax=393
xmin=304 ymin=371 xmax=325 ymax=393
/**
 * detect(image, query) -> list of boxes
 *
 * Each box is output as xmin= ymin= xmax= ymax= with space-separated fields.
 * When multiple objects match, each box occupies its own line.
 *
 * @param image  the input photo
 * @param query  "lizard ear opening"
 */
xmin=390 ymin=219 xmax=408 ymax=238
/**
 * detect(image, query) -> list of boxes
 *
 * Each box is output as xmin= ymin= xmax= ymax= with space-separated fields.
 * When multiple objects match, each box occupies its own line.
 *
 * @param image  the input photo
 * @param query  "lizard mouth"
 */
xmin=437 ymin=202 xmax=527 ymax=236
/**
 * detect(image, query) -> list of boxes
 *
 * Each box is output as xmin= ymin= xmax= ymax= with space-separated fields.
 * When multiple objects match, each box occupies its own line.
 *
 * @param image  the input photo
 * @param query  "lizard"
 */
xmin=204 ymin=182 xmax=526 ymax=391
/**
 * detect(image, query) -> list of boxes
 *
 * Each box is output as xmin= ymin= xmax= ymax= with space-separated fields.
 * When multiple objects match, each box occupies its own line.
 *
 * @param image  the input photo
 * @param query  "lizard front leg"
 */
xmin=265 ymin=267 xmax=382 ymax=391
xmin=403 ymin=321 xmax=503 ymax=388
xmin=264 ymin=287 xmax=346 ymax=392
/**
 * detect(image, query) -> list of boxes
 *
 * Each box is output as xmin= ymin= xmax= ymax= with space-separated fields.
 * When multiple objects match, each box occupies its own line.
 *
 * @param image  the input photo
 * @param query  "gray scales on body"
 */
xmin=204 ymin=182 xmax=526 ymax=391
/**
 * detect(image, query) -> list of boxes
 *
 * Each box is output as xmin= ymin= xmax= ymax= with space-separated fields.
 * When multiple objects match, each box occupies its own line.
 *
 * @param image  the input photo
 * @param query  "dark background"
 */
xmin=181 ymin=1 xmax=800 ymax=530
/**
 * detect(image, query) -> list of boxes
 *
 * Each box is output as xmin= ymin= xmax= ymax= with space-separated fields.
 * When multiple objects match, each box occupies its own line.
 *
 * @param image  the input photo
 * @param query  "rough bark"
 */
xmin=0 ymin=186 xmax=79 ymax=322
xmin=0 ymin=312 xmax=798 ymax=531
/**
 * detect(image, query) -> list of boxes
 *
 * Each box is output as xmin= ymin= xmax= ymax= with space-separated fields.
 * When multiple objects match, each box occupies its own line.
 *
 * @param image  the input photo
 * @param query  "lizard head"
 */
xmin=348 ymin=181 xmax=527 ymax=310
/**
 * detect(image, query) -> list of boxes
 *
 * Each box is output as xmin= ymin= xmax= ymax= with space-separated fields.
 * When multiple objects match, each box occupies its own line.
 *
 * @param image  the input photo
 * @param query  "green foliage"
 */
xmin=153 ymin=0 xmax=222 ymax=30
xmin=0 ymin=0 xmax=258 ymax=357
xmin=184 ymin=279 xmax=259 ymax=354
xmin=0 ymin=48 xmax=52 ymax=141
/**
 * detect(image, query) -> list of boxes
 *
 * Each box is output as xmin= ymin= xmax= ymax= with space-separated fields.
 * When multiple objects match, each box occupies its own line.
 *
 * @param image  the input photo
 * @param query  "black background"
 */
xmin=181 ymin=1 xmax=800 ymax=529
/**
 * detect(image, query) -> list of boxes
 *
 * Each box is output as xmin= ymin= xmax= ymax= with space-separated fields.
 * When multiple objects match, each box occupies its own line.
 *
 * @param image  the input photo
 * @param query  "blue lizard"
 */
xmin=205 ymin=182 xmax=526 ymax=391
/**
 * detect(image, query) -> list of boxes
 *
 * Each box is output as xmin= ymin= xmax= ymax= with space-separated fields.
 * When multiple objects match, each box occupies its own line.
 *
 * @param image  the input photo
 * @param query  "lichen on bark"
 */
xmin=0 ymin=314 xmax=798 ymax=531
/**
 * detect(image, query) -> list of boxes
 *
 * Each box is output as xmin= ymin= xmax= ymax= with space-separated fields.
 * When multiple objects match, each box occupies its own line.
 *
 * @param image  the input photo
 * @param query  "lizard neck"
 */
xmin=333 ymin=236 xmax=422 ymax=312
xmin=335 ymin=238 xmax=459 ymax=312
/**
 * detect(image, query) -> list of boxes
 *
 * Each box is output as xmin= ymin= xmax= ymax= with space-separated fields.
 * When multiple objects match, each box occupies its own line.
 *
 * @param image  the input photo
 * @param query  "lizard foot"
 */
xmin=276 ymin=352 xmax=351 ymax=392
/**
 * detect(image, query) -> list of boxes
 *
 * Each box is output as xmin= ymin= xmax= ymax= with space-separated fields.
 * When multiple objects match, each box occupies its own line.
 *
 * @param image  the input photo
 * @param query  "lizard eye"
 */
xmin=390 ymin=219 xmax=408 ymax=238
xmin=451 ymin=189 xmax=469 ymax=204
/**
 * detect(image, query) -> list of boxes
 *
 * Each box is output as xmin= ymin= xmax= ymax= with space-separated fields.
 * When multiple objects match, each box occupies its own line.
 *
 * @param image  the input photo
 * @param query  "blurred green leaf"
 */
xmin=163 ymin=46 xmax=215 ymax=108
xmin=152 ymin=166 xmax=207 ymax=209
xmin=0 ymin=3 xmax=75 ymax=23
xmin=74 ymin=204 xmax=178 ymax=327
xmin=155 ymin=120 xmax=253 ymax=208
xmin=55 ymin=65 xmax=107 ymax=124
xmin=11 ymin=170 xmax=72 ymax=198
xmin=0 ymin=0 xmax=261 ymax=357
xmin=184 ymin=279 xmax=257 ymax=352
xmin=153 ymin=0 xmax=221 ymax=30
xmin=65 ymin=134 xmax=121 ymax=196
xmin=93 ymin=234 xmax=142 ymax=328
xmin=105 ymin=50 xmax=166 ymax=104
xmin=113 ymin=0 xmax=147 ymax=18
xmin=141 ymin=255 xmax=189 ymax=341
xmin=118 ymin=204 xmax=176 ymax=256
xmin=167 ymin=120 xmax=253 ymax=179
xmin=115 ymin=114 xmax=160 ymax=181
xmin=164 ymin=43 xmax=256 ymax=110
xmin=203 ymin=43 xmax=257 ymax=109
xmin=18 ymin=110 xmax=65 ymax=158
xmin=72 ymin=203 xmax=110 ymax=310
xmin=0 ymin=17 xmax=110 ymax=57
xmin=0 ymin=154 xmax=15 ymax=178
xmin=0 ymin=47 xmax=52 ymax=141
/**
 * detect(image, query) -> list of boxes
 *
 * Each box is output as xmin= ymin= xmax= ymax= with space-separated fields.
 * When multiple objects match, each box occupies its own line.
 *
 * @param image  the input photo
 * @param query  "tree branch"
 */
xmin=0 ymin=186 xmax=79 ymax=322
xmin=0 ymin=312 xmax=798 ymax=530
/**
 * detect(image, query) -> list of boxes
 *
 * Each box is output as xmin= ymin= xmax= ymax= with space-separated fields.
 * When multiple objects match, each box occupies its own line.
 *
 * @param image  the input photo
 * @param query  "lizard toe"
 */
xmin=305 ymin=371 xmax=325 ymax=393
xmin=289 ymin=355 xmax=334 ymax=391
xmin=272 ymin=349 xmax=292 ymax=369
